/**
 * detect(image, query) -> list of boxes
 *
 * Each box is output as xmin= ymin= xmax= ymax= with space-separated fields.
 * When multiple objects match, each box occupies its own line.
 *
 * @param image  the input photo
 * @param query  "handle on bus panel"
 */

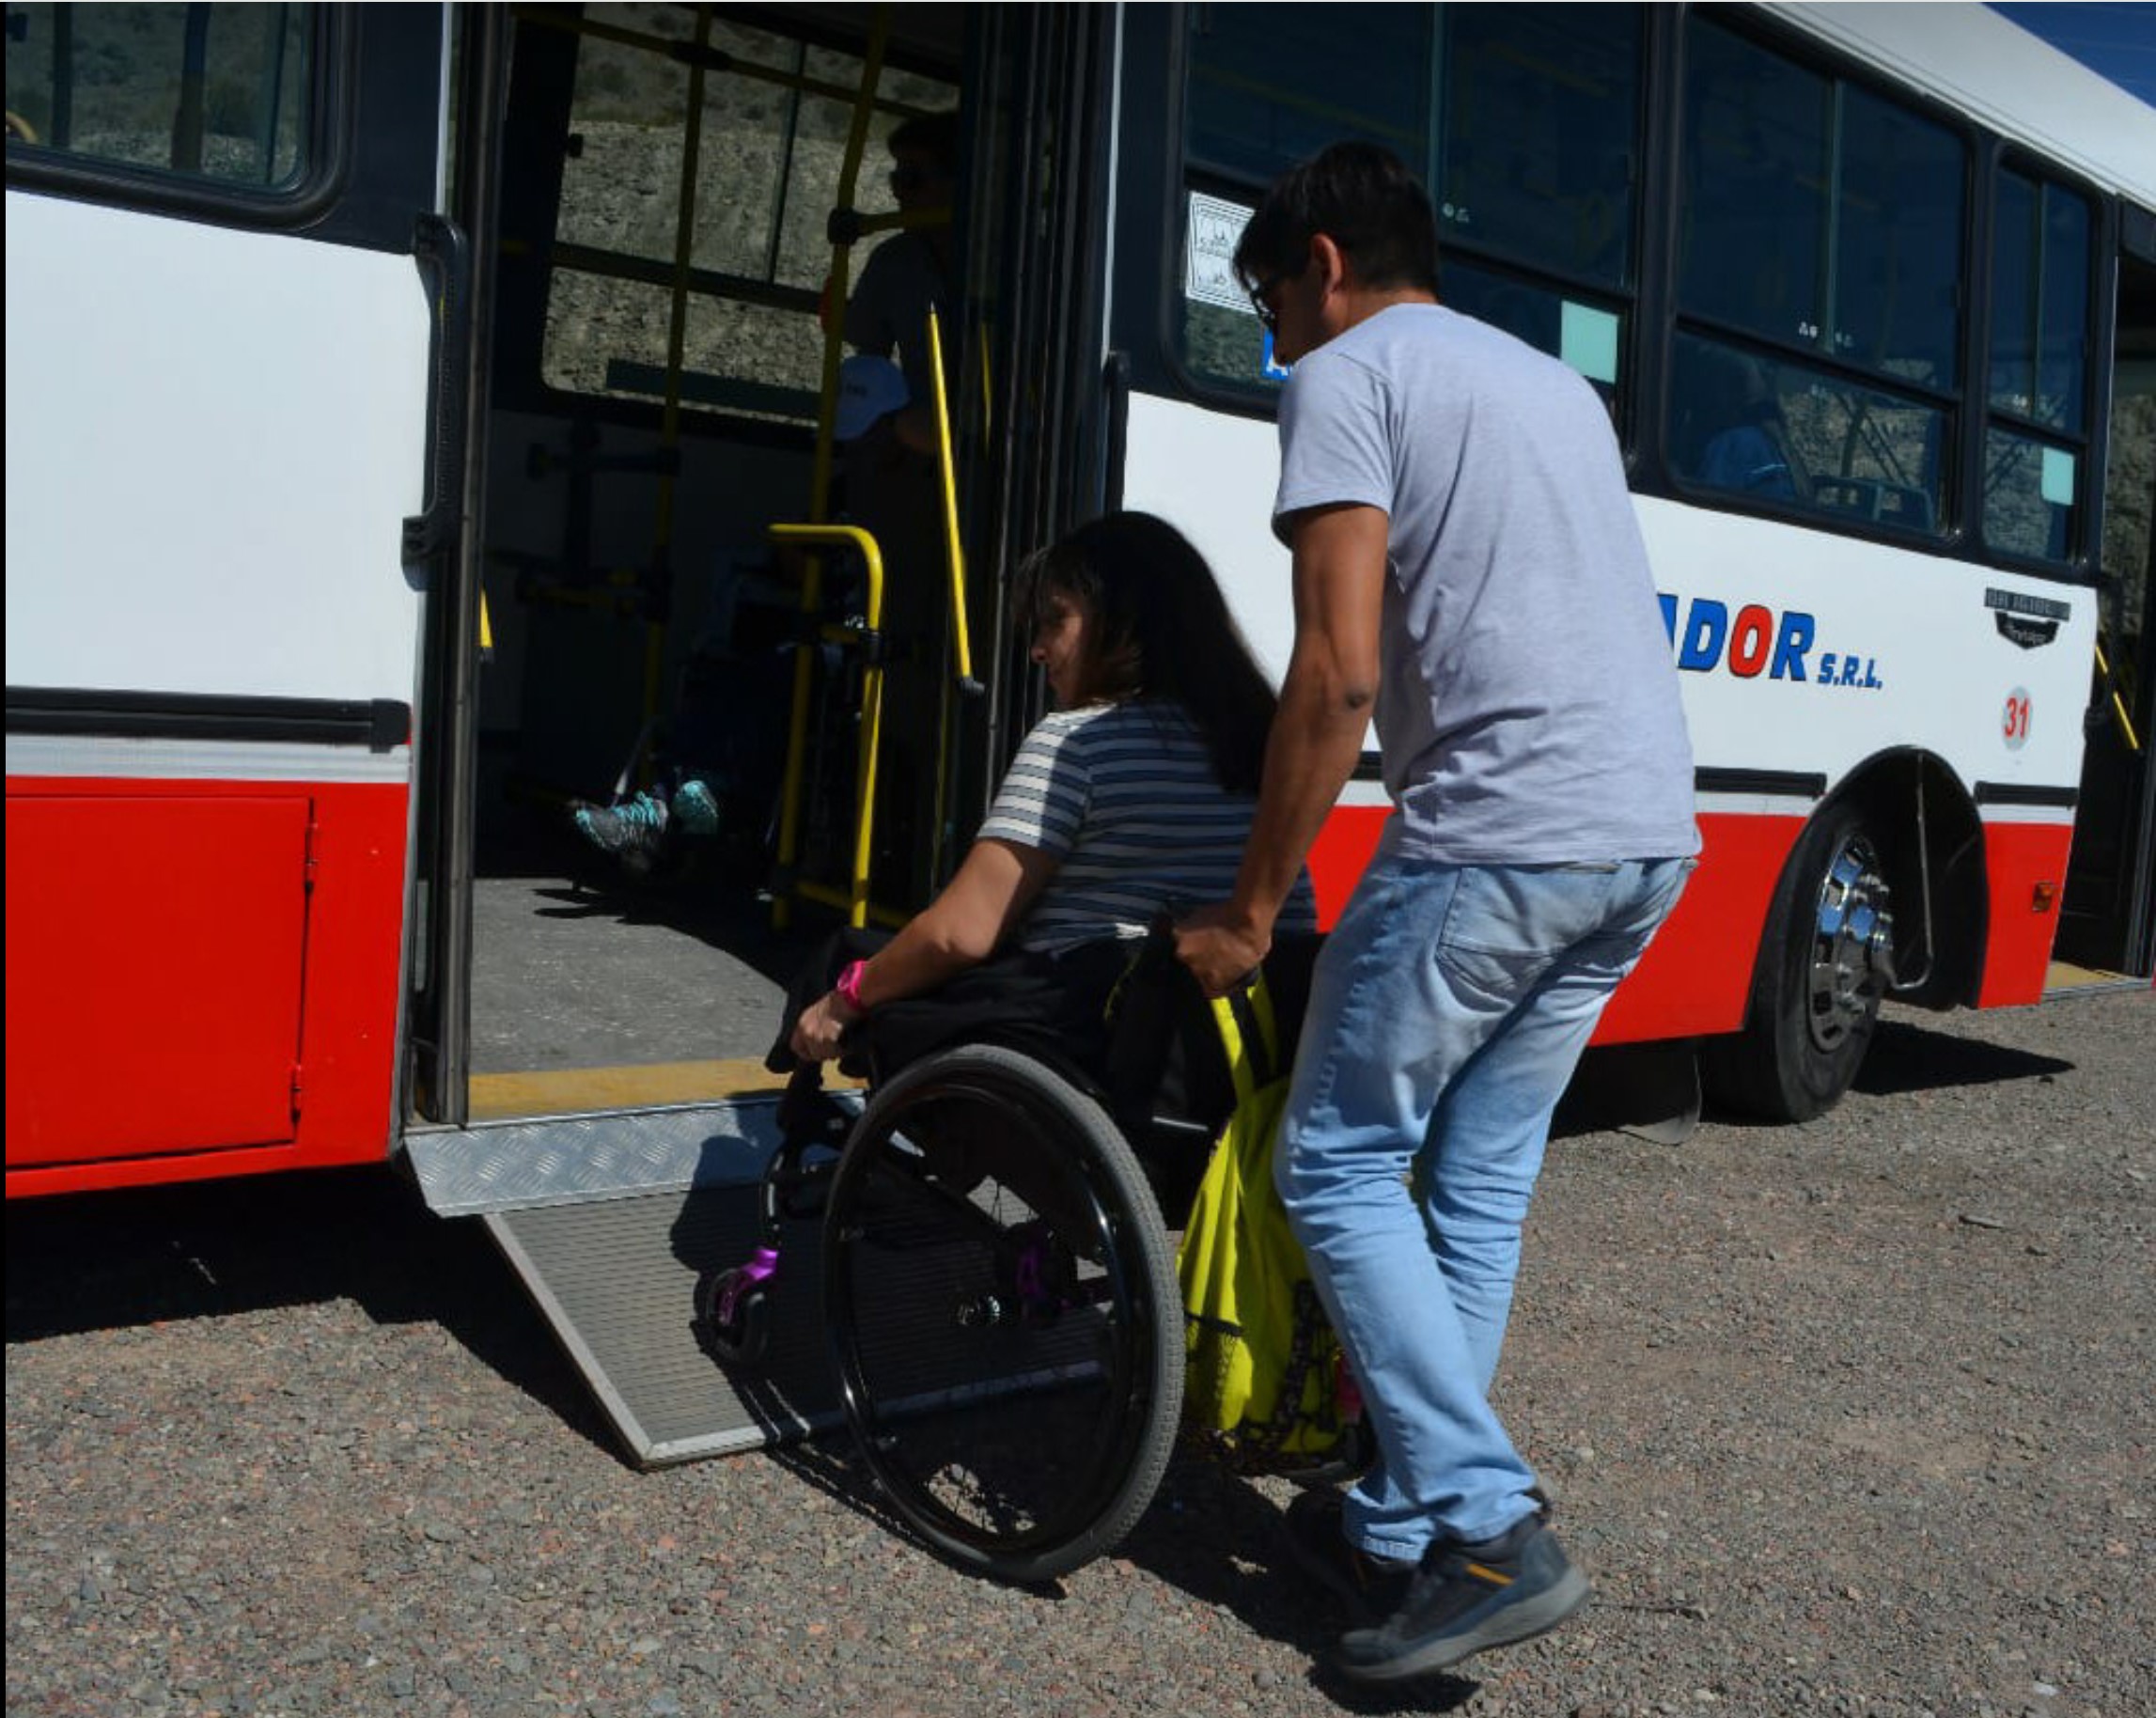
xmin=404 ymin=213 xmax=473 ymax=566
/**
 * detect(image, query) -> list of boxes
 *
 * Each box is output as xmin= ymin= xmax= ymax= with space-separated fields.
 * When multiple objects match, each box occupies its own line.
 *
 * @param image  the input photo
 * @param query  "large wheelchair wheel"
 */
xmin=822 ymin=1045 xmax=1183 ymax=1584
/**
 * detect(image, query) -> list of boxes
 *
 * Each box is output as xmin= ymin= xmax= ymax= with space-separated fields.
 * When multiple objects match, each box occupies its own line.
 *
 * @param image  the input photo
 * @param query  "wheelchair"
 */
xmin=695 ymin=927 xmax=1318 ymax=1584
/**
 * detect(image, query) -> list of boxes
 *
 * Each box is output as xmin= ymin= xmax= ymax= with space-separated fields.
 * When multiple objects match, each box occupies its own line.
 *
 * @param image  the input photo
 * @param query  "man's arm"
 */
xmin=1176 ymin=502 xmax=1387 ymax=995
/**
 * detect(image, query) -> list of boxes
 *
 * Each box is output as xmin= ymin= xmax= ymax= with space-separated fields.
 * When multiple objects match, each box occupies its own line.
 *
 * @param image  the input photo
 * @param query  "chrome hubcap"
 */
xmin=1806 ymin=834 xmax=1894 ymax=1054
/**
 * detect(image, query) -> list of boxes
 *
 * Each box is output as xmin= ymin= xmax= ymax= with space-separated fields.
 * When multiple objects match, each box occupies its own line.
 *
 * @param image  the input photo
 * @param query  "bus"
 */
xmin=7 ymin=7 xmax=2150 ymax=1219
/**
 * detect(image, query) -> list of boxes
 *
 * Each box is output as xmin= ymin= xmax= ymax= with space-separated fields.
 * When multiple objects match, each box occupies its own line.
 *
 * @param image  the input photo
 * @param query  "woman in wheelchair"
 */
xmin=773 ymin=508 xmax=1317 ymax=1083
xmin=731 ymin=511 xmax=1318 ymax=1585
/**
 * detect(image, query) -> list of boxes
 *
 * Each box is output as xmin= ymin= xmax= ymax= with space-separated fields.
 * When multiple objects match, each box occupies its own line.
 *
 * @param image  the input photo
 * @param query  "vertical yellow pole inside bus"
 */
xmin=926 ymin=307 xmax=976 ymax=694
xmin=769 ymin=524 xmax=885 ymax=929
xmin=773 ymin=9 xmax=890 ymax=929
xmin=2095 ymin=638 xmax=2143 ymax=752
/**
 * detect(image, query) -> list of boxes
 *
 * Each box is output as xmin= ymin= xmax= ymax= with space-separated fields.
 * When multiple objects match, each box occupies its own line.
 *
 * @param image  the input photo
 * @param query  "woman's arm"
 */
xmin=789 ymin=837 xmax=1059 ymax=1061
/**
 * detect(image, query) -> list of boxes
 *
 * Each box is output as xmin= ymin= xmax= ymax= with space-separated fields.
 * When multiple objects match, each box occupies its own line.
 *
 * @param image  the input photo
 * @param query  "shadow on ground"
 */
xmin=1851 ymin=1013 xmax=2072 ymax=1096
xmin=3 ymin=1165 xmax=614 ymax=1455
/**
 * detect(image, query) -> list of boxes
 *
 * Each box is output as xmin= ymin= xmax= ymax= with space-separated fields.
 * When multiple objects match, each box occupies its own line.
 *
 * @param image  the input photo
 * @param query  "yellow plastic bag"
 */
xmin=1175 ymin=976 xmax=1359 ymax=1472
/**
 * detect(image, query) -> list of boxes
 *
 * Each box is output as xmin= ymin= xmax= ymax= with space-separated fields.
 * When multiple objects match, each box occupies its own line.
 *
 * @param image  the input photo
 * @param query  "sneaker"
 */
xmin=1334 ymin=1507 xmax=1591 ymax=1683
xmin=1281 ymin=1489 xmax=1417 ymax=1628
xmin=672 ymin=776 xmax=721 ymax=836
xmin=573 ymin=790 xmax=669 ymax=864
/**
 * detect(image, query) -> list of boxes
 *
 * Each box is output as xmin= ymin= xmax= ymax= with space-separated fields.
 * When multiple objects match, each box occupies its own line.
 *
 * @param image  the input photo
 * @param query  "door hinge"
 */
xmin=305 ymin=814 xmax=321 ymax=895
xmin=290 ymin=1061 xmax=305 ymax=1118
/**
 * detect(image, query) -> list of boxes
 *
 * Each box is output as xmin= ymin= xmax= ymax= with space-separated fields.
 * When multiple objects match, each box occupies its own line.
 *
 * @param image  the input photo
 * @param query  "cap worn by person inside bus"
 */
xmin=834 ymin=353 xmax=909 ymax=442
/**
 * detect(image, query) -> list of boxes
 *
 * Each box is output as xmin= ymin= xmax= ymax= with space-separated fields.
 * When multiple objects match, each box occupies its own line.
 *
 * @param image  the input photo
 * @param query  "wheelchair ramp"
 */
xmin=406 ymin=1101 xmax=851 ymax=1466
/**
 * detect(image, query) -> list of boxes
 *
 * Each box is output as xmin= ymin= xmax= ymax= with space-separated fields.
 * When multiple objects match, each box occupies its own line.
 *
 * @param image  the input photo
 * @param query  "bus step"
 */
xmin=406 ymin=1101 xmax=853 ymax=1466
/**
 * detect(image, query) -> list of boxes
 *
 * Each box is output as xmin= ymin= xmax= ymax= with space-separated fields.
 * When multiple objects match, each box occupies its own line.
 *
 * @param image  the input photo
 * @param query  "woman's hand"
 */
xmin=789 ymin=992 xmax=859 ymax=1063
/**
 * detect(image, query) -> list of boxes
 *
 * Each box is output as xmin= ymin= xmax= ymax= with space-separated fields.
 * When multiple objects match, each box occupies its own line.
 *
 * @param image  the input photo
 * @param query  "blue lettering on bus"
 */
xmin=1769 ymin=611 xmax=1812 ymax=682
xmin=1658 ymin=593 xmax=1883 ymax=691
xmin=1678 ymin=599 xmax=1727 ymax=671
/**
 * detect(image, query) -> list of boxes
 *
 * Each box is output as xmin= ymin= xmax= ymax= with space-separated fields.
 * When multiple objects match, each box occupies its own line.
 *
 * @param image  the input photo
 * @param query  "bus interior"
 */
xmin=426 ymin=4 xmax=1051 ymax=1126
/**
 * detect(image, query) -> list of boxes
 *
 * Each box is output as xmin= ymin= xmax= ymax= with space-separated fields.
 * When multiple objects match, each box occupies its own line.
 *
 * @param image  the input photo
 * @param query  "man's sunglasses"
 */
xmin=1248 ymin=265 xmax=1304 ymax=334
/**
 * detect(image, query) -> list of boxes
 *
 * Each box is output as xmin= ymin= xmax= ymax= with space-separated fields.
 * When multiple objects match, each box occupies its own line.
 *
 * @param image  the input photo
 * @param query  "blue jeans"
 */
xmin=1275 ymin=853 xmax=1691 ymax=1559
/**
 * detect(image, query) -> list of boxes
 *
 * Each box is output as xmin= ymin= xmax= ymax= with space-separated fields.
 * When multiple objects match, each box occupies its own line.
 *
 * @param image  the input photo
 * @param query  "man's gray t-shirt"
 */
xmin=1274 ymin=304 xmax=1698 ymax=866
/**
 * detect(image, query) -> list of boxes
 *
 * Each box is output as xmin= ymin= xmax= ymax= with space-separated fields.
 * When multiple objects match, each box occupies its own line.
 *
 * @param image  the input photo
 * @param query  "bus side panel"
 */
xmin=1976 ymin=813 xmax=2077 ymax=1007
xmin=3 ymin=197 xmax=433 ymax=706
xmin=1595 ymin=807 xmax=1804 ymax=1043
xmin=1299 ymin=799 xmax=1792 ymax=1044
xmin=4 ymin=773 xmax=408 ymax=1196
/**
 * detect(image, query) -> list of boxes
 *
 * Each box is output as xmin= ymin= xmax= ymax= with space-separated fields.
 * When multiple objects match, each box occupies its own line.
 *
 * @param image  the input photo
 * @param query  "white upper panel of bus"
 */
xmin=4 ymin=193 xmax=432 ymax=709
xmin=1772 ymin=3 xmax=2156 ymax=207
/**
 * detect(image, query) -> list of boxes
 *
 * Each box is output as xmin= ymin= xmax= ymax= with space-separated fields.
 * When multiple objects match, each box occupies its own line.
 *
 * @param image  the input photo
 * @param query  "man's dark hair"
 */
xmin=887 ymin=110 xmax=961 ymax=177
xmin=1232 ymin=141 xmax=1440 ymax=298
xmin=1012 ymin=511 xmax=1278 ymax=793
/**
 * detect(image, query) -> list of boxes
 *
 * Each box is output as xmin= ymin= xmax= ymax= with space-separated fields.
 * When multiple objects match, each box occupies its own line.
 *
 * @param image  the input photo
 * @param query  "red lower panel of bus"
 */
xmin=1302 ymin=806 xmax=1802 ymax=1045
xmin=1305 ymin=806 xmax=2070 ymax=1036
xmin=5 ymin=774 xmax=408 ymax=1196
xmin=1975 ymin=818 xmax=2073 ymax=1008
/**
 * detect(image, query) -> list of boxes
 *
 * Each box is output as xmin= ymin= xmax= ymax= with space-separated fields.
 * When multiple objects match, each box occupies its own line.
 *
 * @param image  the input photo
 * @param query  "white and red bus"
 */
xmin=9 ymin=2 xmax=2154 ymax=1203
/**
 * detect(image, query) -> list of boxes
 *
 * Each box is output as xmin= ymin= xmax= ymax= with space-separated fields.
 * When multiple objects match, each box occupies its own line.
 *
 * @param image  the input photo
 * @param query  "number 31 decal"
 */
xmin=2002 ymin=688 xmax=2033 ymax=752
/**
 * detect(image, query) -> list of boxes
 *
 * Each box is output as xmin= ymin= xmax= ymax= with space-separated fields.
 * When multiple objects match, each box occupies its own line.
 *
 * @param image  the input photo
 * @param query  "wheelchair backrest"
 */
xmin=1101 ymin=929 xmax=1322 ymax=1145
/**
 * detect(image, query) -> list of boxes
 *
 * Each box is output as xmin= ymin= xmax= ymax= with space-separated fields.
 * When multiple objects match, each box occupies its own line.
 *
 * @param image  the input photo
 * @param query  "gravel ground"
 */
xmin=8 ymin=988 xmax=2152 ymax=1718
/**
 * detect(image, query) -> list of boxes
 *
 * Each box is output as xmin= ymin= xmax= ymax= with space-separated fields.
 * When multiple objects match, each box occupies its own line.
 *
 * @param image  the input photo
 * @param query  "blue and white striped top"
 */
xmin=977 ymin=699 xmax=1320 ymax=954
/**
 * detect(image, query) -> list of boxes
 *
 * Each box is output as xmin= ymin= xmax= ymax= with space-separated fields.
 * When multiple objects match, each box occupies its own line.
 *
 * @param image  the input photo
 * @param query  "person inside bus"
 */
xmin=833 ymin=108 xmax=965 ymax=905
xmin=1679 ymin=344 xmax=1809 ymax=502
xmin=569 ymin=359 xmax=913 ymax=878
xmin=772 ymin=508 xmax=1318 ymax=1076
xmin=843 ymin=109 xmax=960 ymax=453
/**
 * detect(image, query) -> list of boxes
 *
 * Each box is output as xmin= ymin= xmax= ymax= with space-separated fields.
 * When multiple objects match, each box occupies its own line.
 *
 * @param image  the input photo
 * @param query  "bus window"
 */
xmin=535 ymin=4 xmax=956 ymax=425
xmin=1680 ymin=18 xmax=1968 ymax=385
xmin=1175 ymin=3 xmax=1643 ymax=399
xmin=1441 ymin=258 xmax=1624 ymax=402
xmin=3 ymin=4 xmax=311 ymax=190
xmin=1833 ymin=86 xmax=1963 ymax=388
xmin=1431 ymin=5 xmax=1640 ymax=292
xmin=1184 ymin=5 xmax=1430 ymax=182
xmin=1679 ymin=23 xmax=1830 ymax=351
xmin=1990 ymin=172 xmax=2092 ymax=430
xmin=1670 ymin=333 xmax=1945 ymax=532
xmin=1984 ymin=170 xmax=2092 ymax=566
xmin=1983 ymin=429 xmax=2080 ymax=562
xmin=1675 ymin=18 xmax=1966 ymax=539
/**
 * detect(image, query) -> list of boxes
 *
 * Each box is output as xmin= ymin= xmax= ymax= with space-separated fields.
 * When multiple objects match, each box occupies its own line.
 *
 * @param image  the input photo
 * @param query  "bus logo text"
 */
xmin=1658 ymin=595 xmax=1882 ymax=691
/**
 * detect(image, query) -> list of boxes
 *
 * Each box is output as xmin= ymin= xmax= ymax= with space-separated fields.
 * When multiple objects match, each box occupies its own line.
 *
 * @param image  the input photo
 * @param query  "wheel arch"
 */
xmin=1801 ymin=747 xmax=1988 ymax=1017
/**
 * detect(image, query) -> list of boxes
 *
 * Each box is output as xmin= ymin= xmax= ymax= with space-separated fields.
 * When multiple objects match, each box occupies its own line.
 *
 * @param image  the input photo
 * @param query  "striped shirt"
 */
xmin=977 ymin=700 xmax=1320 ymax=954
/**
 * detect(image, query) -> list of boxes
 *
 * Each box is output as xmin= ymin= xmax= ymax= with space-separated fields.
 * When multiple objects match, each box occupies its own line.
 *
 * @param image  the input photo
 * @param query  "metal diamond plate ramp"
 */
xmin=407 ymin=1101 xmax=850 ymax=1465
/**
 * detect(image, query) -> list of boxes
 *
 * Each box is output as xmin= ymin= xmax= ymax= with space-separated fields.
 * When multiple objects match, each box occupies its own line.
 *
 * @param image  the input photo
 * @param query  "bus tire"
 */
xmin=1702 ymin=802 xmax=1895 ymax=1122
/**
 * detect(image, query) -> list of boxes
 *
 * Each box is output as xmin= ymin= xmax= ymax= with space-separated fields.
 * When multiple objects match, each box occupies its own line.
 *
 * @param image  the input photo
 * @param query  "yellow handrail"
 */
xmin=772 ymin=11 xmax=890 ymax=929
xmin=768 ymin=523 xmax=889 ymax=929
xmin=2095 ymin=637 xmax=2142 ymax=753
xmin=925 ymin=307 xmax=979 ymax=695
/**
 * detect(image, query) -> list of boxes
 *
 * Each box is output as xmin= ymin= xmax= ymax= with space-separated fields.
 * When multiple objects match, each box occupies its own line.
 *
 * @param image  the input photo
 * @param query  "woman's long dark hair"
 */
xmin=1011 ymin=511 xmax=1278 ymax=793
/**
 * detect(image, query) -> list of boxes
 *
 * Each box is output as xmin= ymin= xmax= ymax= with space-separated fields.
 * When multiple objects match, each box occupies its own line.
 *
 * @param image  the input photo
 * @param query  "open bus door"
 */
xmin=2058 ymin=234 xmax=2156 ymax=983
xmin=403 ymin=2 xmax=1119 ymax=1466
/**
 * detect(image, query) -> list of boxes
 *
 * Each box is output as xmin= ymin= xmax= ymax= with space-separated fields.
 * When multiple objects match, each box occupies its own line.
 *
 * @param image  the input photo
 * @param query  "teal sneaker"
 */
xmin=573 ymin=790 xmax=669 ymax=863
xmin=673 ymin=777 xmax=721 ymax=836
xmin=1334 ymin=1507 xmax=1590 ymax=1682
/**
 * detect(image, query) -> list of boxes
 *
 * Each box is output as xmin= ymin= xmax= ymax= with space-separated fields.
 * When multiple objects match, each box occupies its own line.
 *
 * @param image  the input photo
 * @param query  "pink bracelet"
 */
xmin=835 ymin=960 xmax=869 ymax=1013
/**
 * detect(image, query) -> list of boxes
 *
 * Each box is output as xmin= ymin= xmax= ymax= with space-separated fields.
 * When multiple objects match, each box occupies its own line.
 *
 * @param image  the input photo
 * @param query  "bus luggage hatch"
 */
xmin=405 ymin=1101 xmax=850 ymax=1466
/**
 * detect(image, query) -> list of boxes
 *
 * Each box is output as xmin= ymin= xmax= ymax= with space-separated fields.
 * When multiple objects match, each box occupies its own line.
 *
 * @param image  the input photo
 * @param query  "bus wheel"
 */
xmin=1703 ymin=804 xmax=1896 ymax=1122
